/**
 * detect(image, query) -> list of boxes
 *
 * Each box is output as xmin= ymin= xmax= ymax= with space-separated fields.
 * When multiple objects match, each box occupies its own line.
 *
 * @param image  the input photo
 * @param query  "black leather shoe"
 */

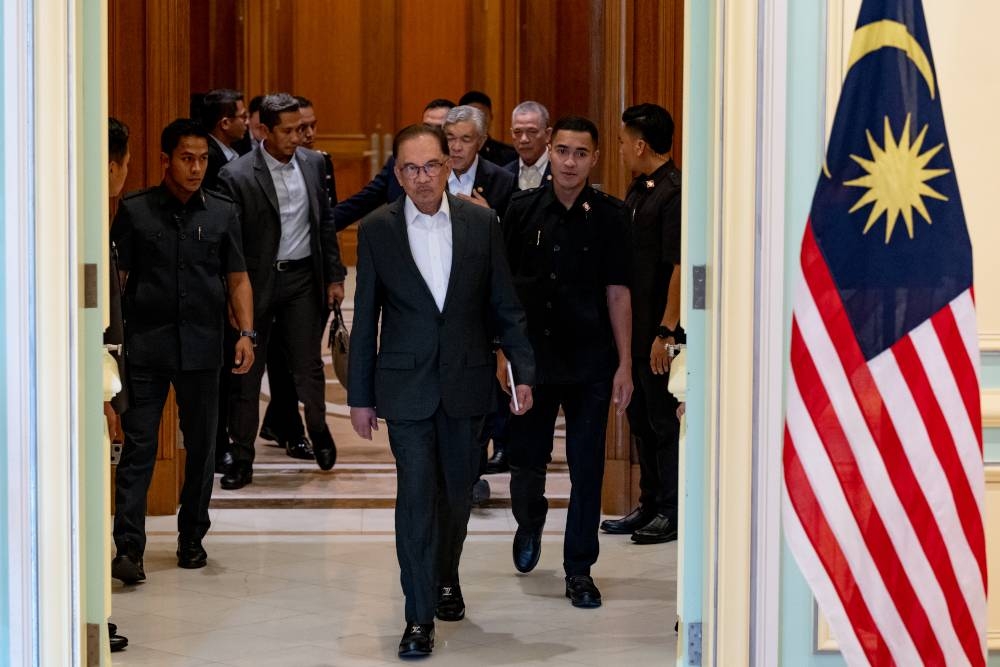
xmin=600 ymin=506 xmax=655 ymax=534
xmin=108 ymin=623 xmax=128 ymax=652
xmin=285 ymin=437 xmax=315 ymax=460
xmin=258 ymin=424 xmax=282 ymax=444
xmin=471 ymin=478 xmax=490 ymax=506
xmin=311 ymin=430 xmax=337 ymax=471
xmin=214 ymin=449 xmax=234 ymax=474
xmin=220 ymin=461 xmax=253 ymax=490
xmin=111 ymin=546 xmax=145 ymax=584
xmin=631 ymin=514 xmax=678 ymax=544
xmin=485 ymin=448 xmax=509 ymax=474
xmin=398 ymin=623 xmax=434 ymax=658
xmin=513 ymin=526 xmax=542 ymax=573
xmin=176 ymin=536 xmax=208 ymax=569
xmin=435 ymin=584 xmax=465 ymax=621
xmin=565 ymin=575 xmax=602 ymax=608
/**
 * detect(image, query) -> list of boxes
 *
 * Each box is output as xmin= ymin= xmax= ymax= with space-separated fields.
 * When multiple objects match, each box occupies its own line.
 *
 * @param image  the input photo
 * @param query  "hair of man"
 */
xmin=200 ymin=88 xmax=244 ymax=131
xmin=444 ymin=105 xmax=487 ymax=137
xmin=458 ymin=90 xmax=492 ymax=109
xmin=161 ymin=118 xmax=209 ymax=156
xmin=621 ymin=103 xmax=674 ymax=154
xmin=392 ymin=123 xmax=450 ymax=159
xmin=248 ymin=95 xmax=265 ymax=115
xmin=294 ymin=95 xmax=313 ymax=109
xmin=109 ymin=117 xmax=130 ymax=164
xmin=551 ymin=115 xmax=599 ymax=145
xmin=511 ymin=100 xmax=550 ymax=128
xmin=424 ymin=98 xmax=457 ymax=112
xmin=259 ymin=93 xmax=300 ymax=131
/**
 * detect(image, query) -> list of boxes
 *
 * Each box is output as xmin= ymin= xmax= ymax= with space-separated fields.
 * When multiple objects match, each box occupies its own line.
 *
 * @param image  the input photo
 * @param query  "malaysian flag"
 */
xmin=782 ymin=1 xmax=985 ymax=665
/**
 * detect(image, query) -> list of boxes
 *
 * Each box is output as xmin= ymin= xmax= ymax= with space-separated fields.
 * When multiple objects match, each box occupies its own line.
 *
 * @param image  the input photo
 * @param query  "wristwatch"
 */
xmin=239 ymin=329 xmax=258 ymax=343
xmin=656 ymin=325 xmax=676 ymax=340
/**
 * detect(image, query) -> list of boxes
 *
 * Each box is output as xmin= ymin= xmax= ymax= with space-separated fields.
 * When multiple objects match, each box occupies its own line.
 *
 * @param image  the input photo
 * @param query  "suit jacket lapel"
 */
xmin=441 ymin=194 xmax=467 ymax=315
xmin=252 ymin=148 xmax=281 ymax=215
xmin=389 ymin=199 xmax=442 ymax=313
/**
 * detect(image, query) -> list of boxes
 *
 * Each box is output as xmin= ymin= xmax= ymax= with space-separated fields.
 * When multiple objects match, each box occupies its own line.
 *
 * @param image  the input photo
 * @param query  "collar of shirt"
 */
xmin=447 ymin=155 xmax=479 ymax=197
xmin=542 ymin=182 xmax=595 ymax=215
xmin=519 ymin=150 xmax=549 ymax=176
xmin=629 ymin=159 xmax=675 ymax=195
xmin=210 ymin=134 xmax=239 ymax=163
xmin=404 ymin=194 xmax=451 ymax=229
xmin=156 ymin=183 xmax=207 ymax=212
xmin=260 ymin=142 xmax=298 ymax=174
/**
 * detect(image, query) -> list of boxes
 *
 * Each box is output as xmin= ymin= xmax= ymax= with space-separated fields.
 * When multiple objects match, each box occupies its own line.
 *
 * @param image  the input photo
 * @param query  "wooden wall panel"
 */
xmin=518 ymin=0 xmax=559 ymax=118
xmin=190 ymin=0 xmax=242 ymax=94
xmin=398 ymin=0 xmax=469 ymax=123
xmin=362 ymin=0 xmax=401 ymax=132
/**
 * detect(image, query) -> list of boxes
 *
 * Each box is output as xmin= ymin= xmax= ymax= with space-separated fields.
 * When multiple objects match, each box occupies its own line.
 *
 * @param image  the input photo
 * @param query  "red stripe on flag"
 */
xmin=931 ymin=305 xmax=983 ymax=452
xmin=784 ymin=431 xmax=892 ymax=666
xmin=892 ymin=335 xmax=987 ymax=590
xmin=800 ymin=223 xmax=985 ymax=667
xmin=790 ymin=321 xmax=944 ymax=664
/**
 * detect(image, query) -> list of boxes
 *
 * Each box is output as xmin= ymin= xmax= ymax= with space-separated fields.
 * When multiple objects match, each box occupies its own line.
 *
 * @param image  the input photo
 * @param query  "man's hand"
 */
xmin=496 ymin=349 xmax=510 ymax=394
xmin=650 ymin=336 xmax=673 ymax=375
xmin=510 ymin=384 xmax=533 ymax=415
xmin=457 ymin=190 xmax=491 ymax=209
xmin=350 ymin=407 xmax=379 ymax=440
xmin=231 ymin=337 xmax=255 ymax=374
xmin=612 ymin=363 xmax=634 ymax=415
xmin=103 ymin=402 xmax=122 ymax=443
xmin=327 ymin=281 xmax=345 ymax=309
xmin=677 ymin=402 xmax=686 ymax=420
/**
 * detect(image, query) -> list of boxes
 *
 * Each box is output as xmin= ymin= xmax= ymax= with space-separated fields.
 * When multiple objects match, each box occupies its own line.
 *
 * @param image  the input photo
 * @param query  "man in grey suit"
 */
xmin=348 ymin=123 xmax=535 ymax=658
xmin=217 ymin=93 xmax=347 ymax=489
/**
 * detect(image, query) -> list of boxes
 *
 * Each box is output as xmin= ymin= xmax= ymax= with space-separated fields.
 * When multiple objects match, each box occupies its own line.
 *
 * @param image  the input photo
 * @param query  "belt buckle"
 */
xmin=275 ymin=259 xmax=290 ymax=272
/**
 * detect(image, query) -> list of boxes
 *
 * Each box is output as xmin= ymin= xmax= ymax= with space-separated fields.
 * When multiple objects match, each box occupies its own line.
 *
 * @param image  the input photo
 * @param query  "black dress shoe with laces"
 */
xmin=565 ymin=575 xmax=602 ymax=608
xmin=285 ymin=437 xmax=315 ymax=460
xmin=398 ymin=623 xmax=434 ymax=658
xmin=214 ymin=449 xmax=234 ymax=474
xmin=176 ymin=536 xmax=208 ymax=569
xmin=435 ymin=584 xmax=465 ymax=621
xmin=513 ymin=526 xmax=543 ymax=573
xmin=311 ymin=431 xmax=337 ymax=471
xmin=108 ymin=622 xmax=128 ymax=652
xmin=485 ymin=448 xmax=509 ymax=474
xmin=631 ymin=514 xmax=678 ymax=544
xmin=220 ymin=461 xmax=253 ymax=490
xmin=600 ymin=506 xmax=656 ymax=534
xmin=258 ymin=424 xmax=282 ymax=444
xmin=111 ymin=546 xmax=145 ymax=584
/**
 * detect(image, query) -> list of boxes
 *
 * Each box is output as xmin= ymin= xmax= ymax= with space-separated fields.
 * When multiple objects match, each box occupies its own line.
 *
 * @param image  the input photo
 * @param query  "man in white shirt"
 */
xmin=348 ymin=123 xmax=534 ymax=659
xmin=504 ymin=100 xmax=553 ymax=191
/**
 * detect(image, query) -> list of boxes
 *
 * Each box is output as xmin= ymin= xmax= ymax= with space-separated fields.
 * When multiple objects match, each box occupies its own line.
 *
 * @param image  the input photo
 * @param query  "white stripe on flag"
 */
xmin=952 ymin=290 xmax=981 ymax=384
xmin=781 ymin=483 xmax=871 ymax=667
xmin=909 ymin=317 xmax=985 ymax=513
xmin=786 ymin=374 xmax=922 ymax=664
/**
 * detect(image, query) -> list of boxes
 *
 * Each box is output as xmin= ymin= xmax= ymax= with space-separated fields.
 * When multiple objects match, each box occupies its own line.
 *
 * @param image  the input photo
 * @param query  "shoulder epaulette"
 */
xmin=667 ymin=169 xmax=681 ymax=187
xmin=594 ymin=189 xmax=625 ymax=208
xmin=203 ymin=189 xmax=235 ymax=204
xmin=121 ymin=186 xmax=155 ymax=201
xmin=510 ymin=188 xmax=540 ymax=203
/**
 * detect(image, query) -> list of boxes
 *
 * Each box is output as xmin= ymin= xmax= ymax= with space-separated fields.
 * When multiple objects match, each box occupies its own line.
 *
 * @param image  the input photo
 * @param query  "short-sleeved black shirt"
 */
xmin=625 ymin=160 xmax=681 ymax=358
xmin=111 ymin=185 xmax=246 ymax=371
xmin=502 ymin=183 xmax=630 ymax=384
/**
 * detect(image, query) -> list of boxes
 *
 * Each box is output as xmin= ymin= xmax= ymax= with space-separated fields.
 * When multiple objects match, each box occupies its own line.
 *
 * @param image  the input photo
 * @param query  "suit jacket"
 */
xmin=204 ymin=138 xmax=229 ymax=193
xmin=332 ymin=156 xmax=405 ymax=231
xmin=469 ymin=157 xmax=516 ymax=219
xmin=217 ymin=145 xmax=346 ymax=317
xmin=480 ymin=136 xmax=518 ymax=167
xmin=503 ymin=158 xmax=552 ymax=191
xmin=348 ymin=194 xmax=535 ymax=421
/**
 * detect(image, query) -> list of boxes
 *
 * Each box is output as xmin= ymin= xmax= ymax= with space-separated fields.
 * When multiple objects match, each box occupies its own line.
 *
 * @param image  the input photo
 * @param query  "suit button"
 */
xmin=553 ymin=245 xmax=560 ymax=252
xmin=549 ymin=272 xmax=557 ymax=280
xmin=546 ymin=302 xmax=552 ymax=309
xmin=180 ymin=291 xmax=187 ymax=298
xmin=180 ymin=233 xmax=187 ymax=240
xmin=543 ymin=329 xmax=551 ymax=336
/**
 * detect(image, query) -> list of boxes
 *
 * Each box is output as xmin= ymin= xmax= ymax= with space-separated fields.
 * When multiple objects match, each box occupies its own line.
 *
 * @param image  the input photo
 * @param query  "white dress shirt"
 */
xmin=210 ymin=134 xmax=239 ymax=163
xmin=261 ymin=144 xmax=311 ymax=260
xmin=518 ymin=151 xmax=549 ymax=190
xmin=404 ymin=196 xmax=453 ymax=312
xmin=447 ymin=155 xmax=480 ymax=197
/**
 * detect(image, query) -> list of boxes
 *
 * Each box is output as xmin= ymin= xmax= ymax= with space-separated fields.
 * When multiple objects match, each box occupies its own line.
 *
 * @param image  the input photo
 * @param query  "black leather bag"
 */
xmin=328 ymin=302 xmax=349 ymax=386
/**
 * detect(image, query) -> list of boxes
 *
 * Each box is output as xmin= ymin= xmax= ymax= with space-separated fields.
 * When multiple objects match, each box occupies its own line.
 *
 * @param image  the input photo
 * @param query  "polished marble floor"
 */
xmin=111 ymin=508 xmax=677 ymax=666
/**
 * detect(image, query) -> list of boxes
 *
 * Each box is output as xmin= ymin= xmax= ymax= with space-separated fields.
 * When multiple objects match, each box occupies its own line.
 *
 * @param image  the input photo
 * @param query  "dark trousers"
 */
xmin=229 ymin=264 xmax=331 ymax=463
xmin=507 ymin=380 xmax=611 ymax=576
xmin=259 ymin=331 xmax=305 ymax=441
xmin=114 ymin=365 xmax=219 ymax=554
xmin=215 ymin=326 xmax=238 ymax=462
xmin=627 ymin=362 xmax=680 ymax=518
xmin=387 ymin=407 xmax=485 ymax=624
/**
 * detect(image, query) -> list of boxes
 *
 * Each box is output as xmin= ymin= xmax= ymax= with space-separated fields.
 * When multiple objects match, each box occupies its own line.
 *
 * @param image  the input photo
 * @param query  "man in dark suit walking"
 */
xmin=348 ymin=123 xmax=535 ymax=658
xmin=200 ymin=88 xmax=249 ymax=192
xmin=217 ymin=93 xmax=347 ymax=489
xmin=444 ymin=105 xmax=516 ymax=219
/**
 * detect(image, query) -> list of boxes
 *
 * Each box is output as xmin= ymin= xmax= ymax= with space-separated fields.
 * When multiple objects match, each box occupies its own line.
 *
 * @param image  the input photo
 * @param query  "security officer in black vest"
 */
xmin=110 ymin=119 xmax=255 ymax=585
xmin=600 ymin=103 xmax=683 ymax=545
xmin=501 ymin=116 xmax=633 ymax=609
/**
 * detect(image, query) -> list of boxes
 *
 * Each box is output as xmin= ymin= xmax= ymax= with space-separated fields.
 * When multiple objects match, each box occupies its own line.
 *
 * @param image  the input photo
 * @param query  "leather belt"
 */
xmin=274 ymin=256 xmax=312 ymax=272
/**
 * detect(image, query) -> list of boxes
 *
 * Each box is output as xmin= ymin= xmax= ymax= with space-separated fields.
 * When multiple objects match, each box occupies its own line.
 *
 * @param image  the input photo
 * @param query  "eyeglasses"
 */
xmin=399 ymin=160 xmax=448 ymax=179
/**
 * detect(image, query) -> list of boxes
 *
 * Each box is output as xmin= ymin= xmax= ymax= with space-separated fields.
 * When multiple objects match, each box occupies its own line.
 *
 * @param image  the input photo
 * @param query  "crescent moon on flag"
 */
xmin=846 ymin=19 xmax=936 ymax=99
